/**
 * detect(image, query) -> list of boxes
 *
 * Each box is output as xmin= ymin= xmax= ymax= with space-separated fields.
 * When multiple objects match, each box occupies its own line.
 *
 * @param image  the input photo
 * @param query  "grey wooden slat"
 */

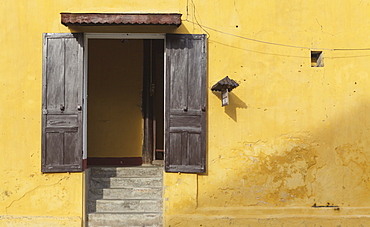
xmin=46 ymin=115 xmax=78 ymax=127
xmin=44 ymin=33 xmax=81 ymax=39
xmin=181 ymin=132 xmax=188 ymax=165
xmin=43 ymin=164 xmax=82 ymax=172
xmin=45 ymin=127 xmax=78 ymax=132
xmin=187 ymin=37 xmax=203 ymax=110
xmin=188 ymin=133 xmax=201 ymax=165
xmin=64 ymin=38 xmax=83 ymax=111
xmin=46 ymin=38 xmax=64 ymax=111
xmin=169 ymin=109 xmax=202 ymax=115
xmin=165 ymin=34 xmax=207 ymax=173
xmin=169 ymin=127 xmax=201 ymax=133
xmin=64 ymin=131 xmax=80 ymax=165
xmin=169 ymin=132 xmax=182 ymax=165
xmin=42 ymin=33 xmax=84 ymax=173
xmin=169 ymin=115 xmax=201 ymax=127
xmin=165 ymin=165 xmax=204 ymax=172
xmin=45 ymin=132 xmax=63 ymax=165
xmin=169 ymin=37 xmax=188 ymax=110
xmin=46 ymin=110 xmax=80 ymax=115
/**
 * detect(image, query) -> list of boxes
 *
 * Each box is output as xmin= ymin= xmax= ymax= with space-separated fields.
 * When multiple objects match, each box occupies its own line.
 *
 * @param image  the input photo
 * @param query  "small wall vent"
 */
xmin=311 ymin=51 xmax=324 ymax=67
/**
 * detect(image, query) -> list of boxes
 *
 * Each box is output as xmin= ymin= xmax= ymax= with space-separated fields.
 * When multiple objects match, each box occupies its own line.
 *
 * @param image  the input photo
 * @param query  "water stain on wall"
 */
xmin=243 ymin=145 xmax=318 ymax=206
xmin=199 ymin=135 xmax=320 ymax=207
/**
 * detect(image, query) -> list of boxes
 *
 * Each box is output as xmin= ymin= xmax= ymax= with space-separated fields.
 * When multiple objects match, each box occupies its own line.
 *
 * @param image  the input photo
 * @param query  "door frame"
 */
xmin=83 ymin=33 xmax=166 ymax=165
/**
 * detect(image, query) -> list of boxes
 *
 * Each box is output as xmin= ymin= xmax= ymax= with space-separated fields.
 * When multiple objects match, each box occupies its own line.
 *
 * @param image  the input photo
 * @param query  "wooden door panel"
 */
xmin=65 ymin=38 xmax=83 ymax=111
xmin=188 ymin=133 xmax=202 ymax=165
xmin=64 ymin=132 xmax=81 ymax=165
xmin=45 ymin=132 xmax=64 ymax=165
xmin=187 ymin=37 xmax=204 ymax=110
xmin=168 ymin=132 xmax=183 ymax=165
xmin=168 ymin=37 xmax=188 ymax=110
xmin=42 ymin=33 xmax=84 ymax=173
xmin=165 ymin=34 xmax=207 ymax=173
xmin=45 ymin=38 xmax=64 ymax=111
xmin=46 ymin=115 xmax=78 ymax=127
xmin=169 ymin=115 xmax=201 ymax=127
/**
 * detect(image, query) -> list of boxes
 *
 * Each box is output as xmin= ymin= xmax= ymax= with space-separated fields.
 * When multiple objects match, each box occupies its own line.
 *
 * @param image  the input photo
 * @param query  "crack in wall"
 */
xmin=5 ymin=177 xmax=67 ymax=214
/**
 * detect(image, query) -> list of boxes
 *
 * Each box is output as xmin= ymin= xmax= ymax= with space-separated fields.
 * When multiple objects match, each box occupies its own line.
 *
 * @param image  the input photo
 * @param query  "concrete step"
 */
xmin=87 ymin=166 xmax=163 ymax=227
xmin=89 ymin=187 xmax=162 ymax=200
xmin=87 ymin=199 xmax=162 ymax=214
xmin=88 ymin=212 xmax=162 ymax=227
xmin=90 ymin=177 xmax=162 ymax=189
xmin=95 ymin=199 xmax=162 ymax=213
xmin=90 ymin=166 xmax=163 ymax=178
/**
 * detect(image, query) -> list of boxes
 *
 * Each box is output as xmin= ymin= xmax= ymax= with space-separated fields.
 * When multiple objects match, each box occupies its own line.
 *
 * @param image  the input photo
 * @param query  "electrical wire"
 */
xmin=185 ymin=2 xmax=370 ymax=52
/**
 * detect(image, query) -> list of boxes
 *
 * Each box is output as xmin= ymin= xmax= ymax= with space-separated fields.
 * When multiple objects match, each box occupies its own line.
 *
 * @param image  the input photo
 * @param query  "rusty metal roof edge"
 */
xmin=61 ymin=12 xmax=182 ymax=15
xmin=61 ymin=12 xmax=182 ymax=27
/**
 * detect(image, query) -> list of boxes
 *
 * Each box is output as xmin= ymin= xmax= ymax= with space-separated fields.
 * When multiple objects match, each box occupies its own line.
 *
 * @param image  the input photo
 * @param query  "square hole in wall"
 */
xmin=311 ymin=51 xmax=324 ymax=67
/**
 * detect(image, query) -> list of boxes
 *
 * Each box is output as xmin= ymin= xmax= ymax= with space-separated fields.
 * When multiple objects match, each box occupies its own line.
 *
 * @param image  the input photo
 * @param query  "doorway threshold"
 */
xmin=151 ymin=160 xmax=164 ymax=166
xmin=87 ymin=157 xmax=142 ymax=166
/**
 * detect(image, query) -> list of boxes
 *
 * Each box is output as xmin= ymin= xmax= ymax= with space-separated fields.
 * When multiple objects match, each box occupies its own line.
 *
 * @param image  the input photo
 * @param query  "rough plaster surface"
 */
xmin=2 ymin=0 xmax=370 ymax=226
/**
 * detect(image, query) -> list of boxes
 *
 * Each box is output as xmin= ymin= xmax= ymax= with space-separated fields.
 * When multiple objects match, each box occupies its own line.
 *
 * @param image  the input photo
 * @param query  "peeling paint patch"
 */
xmin=242 ymin=145 xmax=318 ymax=205
xmin=199 ymin=136 xmax=320 ymax=207
xmin=335 ymin=143 xmax=367 ymax=167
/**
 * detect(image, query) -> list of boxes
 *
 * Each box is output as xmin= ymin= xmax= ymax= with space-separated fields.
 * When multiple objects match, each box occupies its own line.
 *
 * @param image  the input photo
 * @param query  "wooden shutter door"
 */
xmin=165 ymin=34 xmax=207 ymax=173
xmin=42 ymin=33 xmax=84 ymax=172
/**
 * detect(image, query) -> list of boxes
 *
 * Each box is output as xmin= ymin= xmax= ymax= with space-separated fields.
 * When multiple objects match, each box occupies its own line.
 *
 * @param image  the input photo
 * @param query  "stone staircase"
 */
xmin=87 ymin=166 xmax=163 ymax=227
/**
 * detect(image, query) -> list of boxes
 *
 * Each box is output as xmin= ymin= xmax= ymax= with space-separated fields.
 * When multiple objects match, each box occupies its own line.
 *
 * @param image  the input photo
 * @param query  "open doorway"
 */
xmin=86 ymin=38 xmax=164 ymax=166
xmin=41 ymin=33 xmax=206 ymax=173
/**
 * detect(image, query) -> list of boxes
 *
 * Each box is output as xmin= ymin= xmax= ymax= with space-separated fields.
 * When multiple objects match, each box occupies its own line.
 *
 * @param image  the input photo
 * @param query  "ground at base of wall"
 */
xmin=166 ymin=214 xmax=370 ymax=227
xmin=0 ymin=215 xmax=81 ymax=227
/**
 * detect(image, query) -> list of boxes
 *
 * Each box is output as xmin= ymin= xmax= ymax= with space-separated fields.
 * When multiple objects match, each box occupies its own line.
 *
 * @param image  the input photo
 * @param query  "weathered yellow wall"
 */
xmin=0 ymin=1 xmax=181 ymax=226
xmin=2 ymin=0 xmax=370 ymax=226
xmin=164 ymin=0 xmax=370 ymax=226
xmin=88 ymin=39 xmax=143 ymax=158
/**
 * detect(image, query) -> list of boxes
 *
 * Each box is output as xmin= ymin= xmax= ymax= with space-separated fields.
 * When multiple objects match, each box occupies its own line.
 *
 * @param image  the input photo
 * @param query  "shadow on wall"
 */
xmin=197 ymin=99 xmax=370 ymax=208
xmin=212 ymin=91 xmax=248 ymax=122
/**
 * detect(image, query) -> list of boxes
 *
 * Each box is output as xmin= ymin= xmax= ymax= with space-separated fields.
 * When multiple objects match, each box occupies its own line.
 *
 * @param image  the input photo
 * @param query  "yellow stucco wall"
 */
xmin=88 ymin=39 xmax=143 ymax=158
xmin=165 ymin=0 xmax=370 ymax=226
xmin=1 ymin=0 xmax=370 ymax=226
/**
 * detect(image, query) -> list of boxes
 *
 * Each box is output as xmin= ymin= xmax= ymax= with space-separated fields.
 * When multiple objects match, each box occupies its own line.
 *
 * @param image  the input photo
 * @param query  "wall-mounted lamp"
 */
xmin=211 ymin=76 xmax=239 ymax=106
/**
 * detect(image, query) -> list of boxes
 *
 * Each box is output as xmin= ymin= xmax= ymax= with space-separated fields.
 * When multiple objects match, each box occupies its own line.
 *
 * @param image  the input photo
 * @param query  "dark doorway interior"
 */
xmin=87 ymin=39 xmax=164 ymax=166
xmin=143 ymin=39 xmax=165 ymax=165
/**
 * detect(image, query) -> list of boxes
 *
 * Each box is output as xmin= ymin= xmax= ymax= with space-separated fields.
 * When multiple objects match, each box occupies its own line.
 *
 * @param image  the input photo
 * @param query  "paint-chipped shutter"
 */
xmin=165 ymin=34 xmax=207 ymax=173
xmin=42 ymin=33 xmax=84 ymax=172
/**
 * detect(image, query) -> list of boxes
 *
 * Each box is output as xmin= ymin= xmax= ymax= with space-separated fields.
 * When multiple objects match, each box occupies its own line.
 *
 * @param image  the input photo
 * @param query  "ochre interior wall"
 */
xmin=88 ymin=39 xmax=143 ymax=158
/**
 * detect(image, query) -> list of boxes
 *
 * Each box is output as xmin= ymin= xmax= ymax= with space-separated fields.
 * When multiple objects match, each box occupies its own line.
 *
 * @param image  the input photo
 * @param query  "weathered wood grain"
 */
xmin=165 ymin=34 xmax=207 ymax=173
xmin=42 ymin=33 xmax=84 ymax=173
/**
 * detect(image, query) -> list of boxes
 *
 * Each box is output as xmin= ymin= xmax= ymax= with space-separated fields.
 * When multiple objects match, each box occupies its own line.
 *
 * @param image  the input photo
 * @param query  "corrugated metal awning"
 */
xmin=61 ymin=13 xmax=182 ymax=26
xmin=211 ymin=76 xmax=239 ymax=92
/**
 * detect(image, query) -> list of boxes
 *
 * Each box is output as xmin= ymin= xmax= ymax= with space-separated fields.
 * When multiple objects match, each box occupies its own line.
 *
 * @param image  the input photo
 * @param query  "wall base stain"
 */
xmin=0 ymin=215 xmax=82 ymax=227
xmin=166 ymin=212 xmax=370 ymax=227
